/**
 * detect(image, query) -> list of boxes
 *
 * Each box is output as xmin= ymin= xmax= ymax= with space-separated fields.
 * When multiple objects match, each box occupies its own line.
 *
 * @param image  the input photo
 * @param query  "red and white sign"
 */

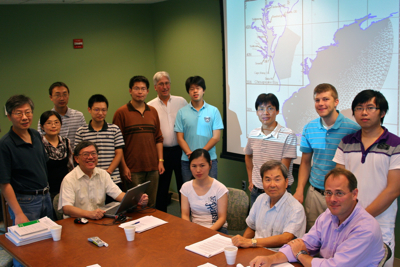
xmin=73 ymin=39 xmax=83 ymax=49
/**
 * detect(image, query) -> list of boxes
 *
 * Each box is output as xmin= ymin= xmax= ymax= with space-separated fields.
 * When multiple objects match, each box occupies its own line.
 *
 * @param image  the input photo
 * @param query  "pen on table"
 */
xmin=132 ymin=221 xmax=140 ymax=225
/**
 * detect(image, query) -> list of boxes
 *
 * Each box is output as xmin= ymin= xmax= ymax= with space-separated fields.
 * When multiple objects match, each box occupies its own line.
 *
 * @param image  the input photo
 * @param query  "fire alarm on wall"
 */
xmin=73 ymin=39 xmax=83 ymax=49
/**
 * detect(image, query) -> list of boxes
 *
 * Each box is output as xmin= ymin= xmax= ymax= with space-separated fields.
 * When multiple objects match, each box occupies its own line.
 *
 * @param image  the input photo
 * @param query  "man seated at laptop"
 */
xmin=58 ymin=140 xmax=148 ymax=219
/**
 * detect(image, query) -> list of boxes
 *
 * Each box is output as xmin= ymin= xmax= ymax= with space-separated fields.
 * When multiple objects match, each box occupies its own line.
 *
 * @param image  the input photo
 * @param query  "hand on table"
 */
xmin=288 ymin=238 xmax=308 ymax=256
xmin=249 ymin=256 xmax=273 ymax=267
xmin=88 ymin=209 xmax=106 ymax=220
xmin=232 ymin=235 xmax=252 ymax=248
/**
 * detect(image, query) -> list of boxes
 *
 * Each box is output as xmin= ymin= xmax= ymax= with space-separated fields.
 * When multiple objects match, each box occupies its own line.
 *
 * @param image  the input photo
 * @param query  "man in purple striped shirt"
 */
xmin=249 ymin=168 xmax=384 ymax=267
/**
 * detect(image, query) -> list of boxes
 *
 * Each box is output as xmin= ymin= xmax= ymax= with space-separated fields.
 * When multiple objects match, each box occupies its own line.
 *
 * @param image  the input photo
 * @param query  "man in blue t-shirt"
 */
xmin=174 ymin=76 xmax=224 ymax=182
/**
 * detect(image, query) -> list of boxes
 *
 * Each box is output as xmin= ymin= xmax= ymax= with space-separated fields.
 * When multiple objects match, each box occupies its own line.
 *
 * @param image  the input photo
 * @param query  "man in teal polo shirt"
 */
xmin=292 ymin=83 xmax=359 ymax=230
xmin=174 ymin=76 xmax=224 ymax=182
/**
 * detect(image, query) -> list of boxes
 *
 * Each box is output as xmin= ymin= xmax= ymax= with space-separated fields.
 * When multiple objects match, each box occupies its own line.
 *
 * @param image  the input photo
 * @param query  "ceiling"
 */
xmin=0 ymin=0 xmax=166 ymax=4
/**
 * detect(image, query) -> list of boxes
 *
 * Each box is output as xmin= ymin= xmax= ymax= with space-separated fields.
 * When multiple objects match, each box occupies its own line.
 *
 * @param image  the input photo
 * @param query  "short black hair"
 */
xmin=74 ymin=141 xmax=99 ymax=157
xmin=185 ymin=76 xmax=206 ymax=93
xmin=40 ymin=111 xmax=62 ymax=127
xmin=324 ymin=167 xmax=358 ymax=191
xmin=255 ymin=93 xmax=280 ymax=111
xmin=49 ymin=82 xmax=69 ymax=96
xmin=129 ymin=76 xmax=149 ymax=89
xmin=88 ymin=94 xmax=109 ymax=108
xmin=5 ymin=95 xmax=34 ymax=115
xmin=351 ymin=89 xmax=388 ymax=124
xmin=259 ymin=160 xmax=288 ymax=180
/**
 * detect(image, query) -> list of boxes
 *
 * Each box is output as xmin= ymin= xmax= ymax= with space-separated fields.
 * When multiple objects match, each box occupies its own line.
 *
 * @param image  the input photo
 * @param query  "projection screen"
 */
xmin=221 ymin=0 xmax=400 ymax=163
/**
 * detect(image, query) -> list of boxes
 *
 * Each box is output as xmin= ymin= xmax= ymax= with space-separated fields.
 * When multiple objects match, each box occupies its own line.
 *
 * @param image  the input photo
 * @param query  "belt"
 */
xmin=254 ymin=186 xmax=264 ymax=194
xmin=16 ymin=187 xmax=49 ymax=195
xmin=312 ymin=186 xmax=324 ymax=195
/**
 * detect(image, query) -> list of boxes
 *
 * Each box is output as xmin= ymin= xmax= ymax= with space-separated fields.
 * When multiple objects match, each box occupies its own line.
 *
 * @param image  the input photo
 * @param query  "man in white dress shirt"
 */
xmin=147 ymin=71 xmax=187 ymax=212
xmin=58 ymin=141 xmax=148 ymax=219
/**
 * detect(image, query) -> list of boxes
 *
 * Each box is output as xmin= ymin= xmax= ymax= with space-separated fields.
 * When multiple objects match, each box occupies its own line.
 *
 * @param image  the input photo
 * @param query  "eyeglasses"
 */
xmin=257 ymin=107 xmax=275 ymax=113
xmin=354 ymin=106 xmax=380 ymax=113
xmin=79 ymin=152 xmax=98 ymax=159
xmin=157 ymin=82 xmax=170 ymax=87
xmin=323 ymin=190 xmax=350 ymax=198
xmin=12 ymin=110 xmax=33 ymax=118
xmin=52 ymin=93 xmax=68 ymax=99
xmin=92 ymin=108 xmax=108 ymax=113
xmin=132 ymin=87 xmax=148 ymax=92
xmin=45 ymin=121 xmax=61 ymax=126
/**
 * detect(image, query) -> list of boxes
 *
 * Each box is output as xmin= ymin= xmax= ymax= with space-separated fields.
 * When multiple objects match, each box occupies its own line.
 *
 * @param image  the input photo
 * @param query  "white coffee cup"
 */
xmin=50 ymin=225 xmax=62 ymax=241
xmin=124 ymin=225 xmax=136 ymax=241
xmin=224 ymin=246 xmax=238 ymax=265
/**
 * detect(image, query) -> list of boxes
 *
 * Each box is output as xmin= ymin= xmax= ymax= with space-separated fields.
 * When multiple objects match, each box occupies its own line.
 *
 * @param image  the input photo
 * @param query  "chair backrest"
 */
xmin=53 ymin=194 xmax=63 ymax=220
xmin=226 ymin=187 xmax=249 ymax=231
xmin=378 ymin=243 xmax=392 ymax=267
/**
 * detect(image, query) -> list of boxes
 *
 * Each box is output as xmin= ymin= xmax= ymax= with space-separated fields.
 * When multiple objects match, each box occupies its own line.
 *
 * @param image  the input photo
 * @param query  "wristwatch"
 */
xmin=251 ymin=238 xmax=257 ymax=247
xmin=296 ymin=250 xmax=308 ymax=261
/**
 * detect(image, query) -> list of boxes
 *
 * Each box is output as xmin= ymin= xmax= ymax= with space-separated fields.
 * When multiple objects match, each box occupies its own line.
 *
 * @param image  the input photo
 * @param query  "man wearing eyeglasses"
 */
xmin=334 ymin=89 xmax=400 ymax=266
xmin=244 ymin=93 xmax=297 ymax=207
xmin=37 ymin=81 xmax=86 ymax=149
xmin=75 ymin=94 xmax=125 ymax=194
xmin=250 ymin=168 xmax=384 ymax=267
xmin=147 ymin=71 xmax=187 ymax=212
xmin=0 ymin=95 xmax=54 ymax=267
xmin=113 ymin=76 xmax=164 ymax=208
xmin=293 ymin=83 xmax=360 ymax=231
xmin=59 ymin=141 xmax=148 ymax=219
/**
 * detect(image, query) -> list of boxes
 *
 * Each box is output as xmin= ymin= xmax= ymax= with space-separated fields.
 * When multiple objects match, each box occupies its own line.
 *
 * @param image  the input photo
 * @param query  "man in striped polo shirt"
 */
xmin=334 ymin=90 xmax=400 ymax=266
xmin=75 ymin=94 xmax=125 ymax=194
xmin=38 ymin=81 xmax=86 ymax=149
xmin=244 ymin=93 xmax=297 ymax=207
xmin=293 ymin=83 xmax=359 ymax=231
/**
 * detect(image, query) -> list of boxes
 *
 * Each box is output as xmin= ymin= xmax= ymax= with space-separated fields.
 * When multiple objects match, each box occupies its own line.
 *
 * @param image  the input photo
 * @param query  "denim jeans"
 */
xmin=181 ymin=159 xmax=218 ymax=183
xmin=9 ymin=193 xmax=53 ymax=267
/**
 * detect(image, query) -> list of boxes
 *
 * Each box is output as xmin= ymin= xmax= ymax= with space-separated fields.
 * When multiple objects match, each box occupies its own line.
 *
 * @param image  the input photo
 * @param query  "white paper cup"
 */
xmin=124 ymin=225 xmax=136 ymax=241
xmin=50 ymin=225 xmax=62 ymax=241
xmin=224 ymin=246 xmax=238 ymax=265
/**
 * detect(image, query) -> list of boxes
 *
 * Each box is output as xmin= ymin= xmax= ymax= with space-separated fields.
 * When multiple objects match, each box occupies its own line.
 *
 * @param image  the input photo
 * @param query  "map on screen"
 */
xmin=224 ymin=0 xmax=399 ymax=160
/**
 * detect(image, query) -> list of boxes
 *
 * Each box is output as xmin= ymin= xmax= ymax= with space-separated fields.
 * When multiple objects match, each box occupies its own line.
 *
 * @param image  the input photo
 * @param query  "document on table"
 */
xmin=119 ymin=215 xmax=167 ymax=233
xmin=185 ymin=234 xmax=233 ymax=258
xmin=13 ymin=222 xmax=47 ymax=237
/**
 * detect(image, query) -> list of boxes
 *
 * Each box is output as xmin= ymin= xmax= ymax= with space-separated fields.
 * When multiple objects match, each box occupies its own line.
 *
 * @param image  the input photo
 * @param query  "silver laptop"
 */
xmin=100 ymin=181 xmax=150 ymax=217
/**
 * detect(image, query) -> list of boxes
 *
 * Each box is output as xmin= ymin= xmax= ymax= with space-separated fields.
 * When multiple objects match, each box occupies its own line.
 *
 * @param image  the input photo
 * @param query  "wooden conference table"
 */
xmin=0 ymin=210 xmax=301 ymax=267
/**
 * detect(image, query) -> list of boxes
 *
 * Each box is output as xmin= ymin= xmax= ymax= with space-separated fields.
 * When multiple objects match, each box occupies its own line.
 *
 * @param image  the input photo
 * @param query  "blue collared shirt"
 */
xmin=246 ymin=191 xmax=306 ymax=251
xmin=174 ymin=101 xmax=224 ymax=160
xmin=300 ymin=111 xmax=359 ymax=189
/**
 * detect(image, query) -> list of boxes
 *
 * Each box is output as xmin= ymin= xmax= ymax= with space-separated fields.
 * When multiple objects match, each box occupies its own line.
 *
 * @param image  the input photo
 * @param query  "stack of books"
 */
xmin=5 ymin=216 xmax=58 ymax=246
